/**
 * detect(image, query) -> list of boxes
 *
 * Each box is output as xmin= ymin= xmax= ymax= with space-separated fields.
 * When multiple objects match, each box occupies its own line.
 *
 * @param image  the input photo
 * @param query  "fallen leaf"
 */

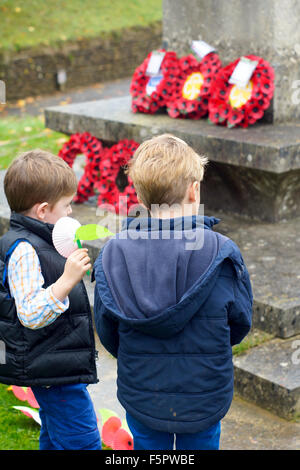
xmin=17 ymin=99 xmax=26 ymax=108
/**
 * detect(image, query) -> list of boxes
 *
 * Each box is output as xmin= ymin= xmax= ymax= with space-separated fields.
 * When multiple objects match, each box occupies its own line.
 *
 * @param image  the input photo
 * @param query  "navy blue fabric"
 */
xmin=93 ymin=215 xmax=253 ymax=434
xmin=126 ymin=412 xmax=221 ymax=450
xmin=32 ymin=384 xmax=101 ymax=450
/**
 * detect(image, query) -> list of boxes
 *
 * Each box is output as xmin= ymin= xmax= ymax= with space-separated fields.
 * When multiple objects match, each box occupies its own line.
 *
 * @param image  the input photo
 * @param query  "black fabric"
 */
xmin=0 ymin=212 xmax=98 ymax=386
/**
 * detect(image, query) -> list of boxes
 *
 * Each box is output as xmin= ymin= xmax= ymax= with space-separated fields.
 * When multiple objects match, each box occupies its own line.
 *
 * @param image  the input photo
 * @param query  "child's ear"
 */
xmin=137 ymin=196 xmax=147 ymax=208
xmin=187 ymin=181 xmax=199 ymax=203
xmin=35 ymin=202 xmax=50 ymax=221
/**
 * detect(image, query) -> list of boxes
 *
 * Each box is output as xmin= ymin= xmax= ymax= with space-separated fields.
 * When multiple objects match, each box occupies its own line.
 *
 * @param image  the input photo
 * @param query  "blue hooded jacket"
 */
xmin=93 ymin=215 xmax=253 ymax=433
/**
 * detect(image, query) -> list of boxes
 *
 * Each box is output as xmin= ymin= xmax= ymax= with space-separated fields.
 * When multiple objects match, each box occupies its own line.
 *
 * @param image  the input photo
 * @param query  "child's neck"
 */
xmin=151 ymin=204 xmax=199 ymax=219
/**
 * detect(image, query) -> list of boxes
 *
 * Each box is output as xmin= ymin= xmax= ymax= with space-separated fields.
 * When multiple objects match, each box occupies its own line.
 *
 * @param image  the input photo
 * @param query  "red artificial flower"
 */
xmin=112 ymin=428 xmax=134 ymax=450
xmin=95 ymin=139 xmax=139 ymax=215
xmin=130 ymin=49 xmax=179 ymax=114
xmin=59 ymin=134 xmax=139 ymax=215
xmin=11 ymin=386 xmax=39 ymax=409
xmin=208 ymin=55 xmax=274 ymax=128
xmin=59 ymin=132 xmax=105 ymax=202
xmin=102 ymin=416 xmax=122 ymax=448
xmin=166 ymin=52 xmax=222 ymax=119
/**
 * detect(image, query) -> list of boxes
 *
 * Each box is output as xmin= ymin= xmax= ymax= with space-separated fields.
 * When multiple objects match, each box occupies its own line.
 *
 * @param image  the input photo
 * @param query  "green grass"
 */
xmin=0 ymin=0 xmax=162 ymax=52
xmin=0 ymin=114 xmax=69 ymax=169
xmin=0 ymin=383 xmax=39 ymax=450
xmin=232 ymin=329 xmax=274 ymax=356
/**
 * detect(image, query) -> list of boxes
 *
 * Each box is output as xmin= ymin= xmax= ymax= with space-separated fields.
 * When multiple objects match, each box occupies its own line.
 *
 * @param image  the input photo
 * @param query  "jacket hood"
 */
xmin=94 ymin=215 xmax=244 ymax=339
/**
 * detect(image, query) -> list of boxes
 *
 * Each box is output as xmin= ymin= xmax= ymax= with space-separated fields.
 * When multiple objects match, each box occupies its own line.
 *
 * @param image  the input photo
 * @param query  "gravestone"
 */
xmin=44 ymin=1 xmax=300 ymax=419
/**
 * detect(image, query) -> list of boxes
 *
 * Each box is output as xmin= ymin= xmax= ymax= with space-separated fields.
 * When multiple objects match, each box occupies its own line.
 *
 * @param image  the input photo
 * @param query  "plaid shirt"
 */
xmin=7 ymin=241 xmax=69 ymax=329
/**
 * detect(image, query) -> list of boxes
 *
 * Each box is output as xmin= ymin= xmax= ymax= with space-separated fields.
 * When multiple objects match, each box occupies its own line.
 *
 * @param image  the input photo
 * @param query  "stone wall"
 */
xmin=0 ymin=22 xmax=162 ymax=101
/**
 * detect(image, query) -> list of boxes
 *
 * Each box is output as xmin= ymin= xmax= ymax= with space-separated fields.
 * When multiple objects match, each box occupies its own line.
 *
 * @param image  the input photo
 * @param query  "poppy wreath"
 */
xmin=59 ymin=134 xmax=139 ymax=215
xmin=58 ymin=132 xmax=104 ymax=203
xmin=166 ymin=52 xmax=222 ymax=119
xmin=130 ymin=49 xmax=179 ymax=114
xmin=208 ymin=55 xmax=275 ymax=128
xmin=93 ymin=139 xmax=139 ymax=215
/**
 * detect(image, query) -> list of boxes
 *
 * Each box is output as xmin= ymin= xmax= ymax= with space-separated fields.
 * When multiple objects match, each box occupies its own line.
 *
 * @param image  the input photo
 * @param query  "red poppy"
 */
xmin=59 ymin=134 xmax=139 ymax=215
xmin=112 ymin=428 xmax=134 ymax=450
xmin=102 ymin=416 xmax=122 ymax=448
xmin=58 ymin=132 xmax=104 ymax=202
xmin=166 ymin=52 xmax=222 ymax=119
xmin=208 ymin=55 xmax=274 ymax=128
xmin=130 ymin=49 xmax=179 ymax=114
xmin=95 ymin=139 xmax=139 ymax=215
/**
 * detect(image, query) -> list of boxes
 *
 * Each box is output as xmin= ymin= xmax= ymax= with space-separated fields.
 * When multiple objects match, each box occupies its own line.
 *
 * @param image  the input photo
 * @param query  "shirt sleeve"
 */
xmin=7 ymin=241 xmax=69 ymax=330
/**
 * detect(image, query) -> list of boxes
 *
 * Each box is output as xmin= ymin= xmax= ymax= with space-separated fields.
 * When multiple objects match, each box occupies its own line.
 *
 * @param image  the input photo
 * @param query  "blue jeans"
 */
xmin=126 ymin=412 xmax=221 ymax=450
xmin=32 ymin=384 xmax=101 ymax=450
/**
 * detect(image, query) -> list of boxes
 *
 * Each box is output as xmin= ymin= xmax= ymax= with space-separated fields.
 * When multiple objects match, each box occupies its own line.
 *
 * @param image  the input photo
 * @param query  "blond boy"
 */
xmin=93 ymin=134 xmax=252 ymax=450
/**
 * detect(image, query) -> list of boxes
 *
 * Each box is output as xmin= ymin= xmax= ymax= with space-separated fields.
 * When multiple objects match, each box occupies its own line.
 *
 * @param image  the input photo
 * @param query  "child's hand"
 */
xmin=52 ymin=248 xmax=91 ymax=302
xmin=64 ymin=248 xmax=91 ymax=285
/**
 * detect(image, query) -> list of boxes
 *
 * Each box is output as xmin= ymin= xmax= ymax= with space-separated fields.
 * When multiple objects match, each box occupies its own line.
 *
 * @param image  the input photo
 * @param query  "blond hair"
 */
xmin=126 ymin=134 xmax=208 ymax=209
xmin=4 ymin=149 xmax=77 ymax=213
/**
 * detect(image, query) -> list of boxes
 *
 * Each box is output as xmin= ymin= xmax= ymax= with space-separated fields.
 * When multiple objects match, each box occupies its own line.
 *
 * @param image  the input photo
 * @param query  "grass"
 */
xmin=232 ymin=328 xmax=274 ymax=356
xmin=0 ymin=383 xmax=39 ymax=450
xmin=0 ymin=114 xmax=69 ymax=169
xmin=0 ymin=0 xmax=162 ymax=52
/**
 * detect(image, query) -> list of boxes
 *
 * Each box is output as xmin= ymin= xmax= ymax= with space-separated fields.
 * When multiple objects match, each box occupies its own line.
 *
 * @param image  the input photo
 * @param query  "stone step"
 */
xmin=233 ymin=335 xmax=300 ymax=420
xmin=44 ymin=96 xmax=300 ymax=222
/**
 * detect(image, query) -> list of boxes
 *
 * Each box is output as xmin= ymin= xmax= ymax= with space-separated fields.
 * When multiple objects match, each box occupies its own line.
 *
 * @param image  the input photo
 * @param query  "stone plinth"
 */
xmin=162 ymin=0 xmax=300 ymax=123
xmin=45 ymin=96 xmax=300 ymax=222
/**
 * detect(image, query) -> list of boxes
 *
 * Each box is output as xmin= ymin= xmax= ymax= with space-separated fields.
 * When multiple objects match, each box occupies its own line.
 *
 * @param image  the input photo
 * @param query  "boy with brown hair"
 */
xmin=93 ymin=134 xmax=253 ymax=450
xmin=0 ymin=149 xmax=101 ymax=450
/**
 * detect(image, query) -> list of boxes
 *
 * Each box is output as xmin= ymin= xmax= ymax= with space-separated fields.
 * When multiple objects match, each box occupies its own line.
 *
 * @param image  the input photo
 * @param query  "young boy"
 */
xmin=93 ymin=134 xmax=253 ymax=450
xmin=0 ymin=150 xmax=101 ymax=450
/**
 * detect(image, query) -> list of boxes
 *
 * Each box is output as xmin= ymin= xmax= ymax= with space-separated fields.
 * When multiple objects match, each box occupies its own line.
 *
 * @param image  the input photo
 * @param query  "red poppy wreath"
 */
xmin=166 ymin=52 xmax=222 ymax=119
xmin=208 ymin=55 xmax=275 ymax=128
xmin=59 ymin=134 xmax=139 ymax=215
xmin=93 ymin=139 xmax=139 ymax=215
xmin=58 ymin=132 xmax=104 ymax=203
xmin=130 ymin=49 xmax=179 ymax=114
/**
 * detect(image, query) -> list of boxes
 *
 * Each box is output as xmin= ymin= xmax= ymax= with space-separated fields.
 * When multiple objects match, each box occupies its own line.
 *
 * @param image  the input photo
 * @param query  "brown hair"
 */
xmin=4 ymin=149 xmax=77 ymax=213
xmin=126 ymin=134 xmax=208 ymax=209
